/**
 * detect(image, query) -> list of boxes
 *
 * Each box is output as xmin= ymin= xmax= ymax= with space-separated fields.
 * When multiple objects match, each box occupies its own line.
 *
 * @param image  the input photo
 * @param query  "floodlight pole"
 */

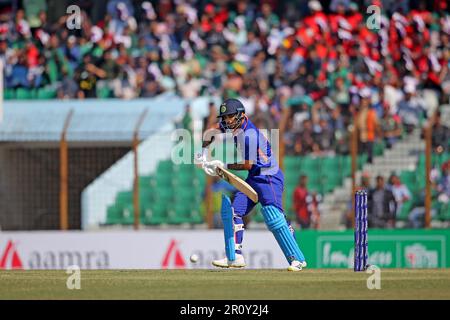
xmin=60 ymin=109 xmax=74 ymax=230
xmin=133 ymin=108 xmax=148 ymax=230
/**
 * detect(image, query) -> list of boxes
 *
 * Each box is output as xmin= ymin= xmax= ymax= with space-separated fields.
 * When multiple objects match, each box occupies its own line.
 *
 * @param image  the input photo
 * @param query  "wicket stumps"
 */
xmin=354 ymin=190 xmax=368 ymax=271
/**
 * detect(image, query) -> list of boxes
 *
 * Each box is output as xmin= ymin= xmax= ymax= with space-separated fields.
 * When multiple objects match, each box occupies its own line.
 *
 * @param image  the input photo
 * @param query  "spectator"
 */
xmin=295 ymin=119 xmax=315 ymax=155
xmin=383 ymin=75 xmax=404 ymax=115
xmin=355 ymin=88 xmax=379 ymax=164
xmin=368 ymin=175 xmax=397 ymax=228
xmin=57 ymin=68 xmax=78 ymax=99
xmin=140 ymin=76 xmax=162 ymax=98
xmin=97 ymin=49 xmax=121 ymax=97
xmin=380 ymin=104 xmax=403 ymax=148
xmin=75 ymin=54 xmax=106 ymax=98
xmin=330 ymin=77 xmax=350 ymax=110
xmin=293 ymin=175 xmax=309 ymax=229
xmin=1 ymin=0 xmax=449 ymax=165
xmin=314 ymin=118 xmax=334 ymax=154
xmin=389 ymin=173 xmax=412 ymax=219
xmin=293 ymin=175 xmax=320 ymax=229
xmin=360 ymin=172 xmax=372 ymax=191
xmin=408 ymin=189 xmax=439 ymax=229
xmin=437 ymin=161 xmax=450 ymax=204
xmin=431 ymin=111 xmax=450 ymax=154
xmin=397 ymin=85 xmax=426 ymax=134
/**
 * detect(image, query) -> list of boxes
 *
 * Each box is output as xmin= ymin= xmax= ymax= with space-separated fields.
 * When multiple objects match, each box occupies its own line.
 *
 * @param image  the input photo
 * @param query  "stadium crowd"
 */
xmin=0 ymin=0 xmax=449 ymax=231
xmin=1 ymin=0 xmax=449 ymax=158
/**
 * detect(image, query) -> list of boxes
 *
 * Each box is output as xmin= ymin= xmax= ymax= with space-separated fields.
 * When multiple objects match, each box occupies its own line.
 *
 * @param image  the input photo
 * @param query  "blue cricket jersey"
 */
xmin=222 ymin=115 xmax=279 ymax=177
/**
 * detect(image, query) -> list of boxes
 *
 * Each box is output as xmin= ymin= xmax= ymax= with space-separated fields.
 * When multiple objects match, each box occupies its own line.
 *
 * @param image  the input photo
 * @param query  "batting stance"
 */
xmin=197 ymin=98 xmax=307 ymax=271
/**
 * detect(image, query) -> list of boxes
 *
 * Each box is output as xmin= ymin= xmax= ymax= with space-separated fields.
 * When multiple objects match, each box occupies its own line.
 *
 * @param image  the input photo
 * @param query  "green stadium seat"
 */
xmin=400 ymin=171 xmax=416 ymax=185
xmin=142 ymin=202 xmax=169 ymax=225
xmin=320 ymin=157 xmax=340 ymax=172
xmin=155 ymin=173 xmax=173 ymax=188
xmin=15 ymin=88 xmax=33 ymax=99
xmin=438 ymin=203 xmax=450 ymax=221
xmin=139 ymin=175 xmax=154 ymax=189
xmin=283 ymin=198 xmax=294 ymax=212
xmin=190 ymin=207 xmax=204 ymax=224
xmin=106 ymin=205 xmax=123 ymax=224
xmin=97 ymin=86 xmax=112 ymax=99
xmin=307 ymin=180 xmax=321 ymax=194
xmin=418 ymin=154 xmax=426 ymax=167
xmin=339 ymin=155 xmax=352 ymax=177
xmin=285 ymin=172 xmax=300 ymax=187
xmin=174 ymin=189 xmax=201 ymax=205
xmin=37 ymin=87 xmax=57 ymax=99
xmin=120 ymin=202 xmax=162 ymax=225
xmin=416 ymin=176 xmax=426 ymax=191
xmin=173 ymin=164 xmax=196 ymax=175
xmin=154 ymin=186 xmax=173 ymax=202
xmin=374 ymin=141 xmax=384 ymax=156
xmin=431 ymin=201 xmax=442 ymax=221
xmin=397 ymin=200 xmax=415 ymax=221
xmin=121 ymin=204 xmax=136 ymax=225
xmin=284 ymin=156 xmax=301 ymax=171
xmin=399 ymin=171 xmax=418 ymax=192
xmin=285 ymin=183 xmax=295 ymax=194
xmin=157 ymin=160 xmax=173 ymax=174
xmin=173 ymin=173 xmax=198 ymax=188
xmin=139 ymin=188 xmax=154 ymax=205
xmin=4 ymin=88 xmax=15 ymax=100
xmin=358 ymin=154 xmax=368 ymax=169
xmin=47 ymin=59 xmax=59 ymax=83
xmin=321 ymin=173 xmax=342 ymax=193
xmin=167 ymin=203 xmax=203 ymax=224
xmin=116 ymin=191 xmax=133 ymax=208
xmin=300 ymin=156 xmax=319 ymax=172
xmin=195 ymin=166 xmax=207 ymax=177
xmin=305 ymin=173 xmax=320 ymax=184
xmin=196 ymin=178 xmax=206 ymax=191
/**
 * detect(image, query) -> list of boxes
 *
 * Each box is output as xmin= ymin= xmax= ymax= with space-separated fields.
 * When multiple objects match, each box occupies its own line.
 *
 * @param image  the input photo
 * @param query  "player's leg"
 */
xmin=249 ymin=172 xmax=307 ymax=270
xmin=231 ymin=191 xmax=256 ymax=255
xmin=249 ymin=172 xmax=296 ymax=237
xmin=212 ymin=191 xmax=256 ymax=268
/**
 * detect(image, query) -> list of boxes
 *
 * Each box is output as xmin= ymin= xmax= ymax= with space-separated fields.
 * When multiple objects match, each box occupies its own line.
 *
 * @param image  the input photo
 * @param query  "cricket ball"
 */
xmin=190 ymin=254 xmax=199 ymax=263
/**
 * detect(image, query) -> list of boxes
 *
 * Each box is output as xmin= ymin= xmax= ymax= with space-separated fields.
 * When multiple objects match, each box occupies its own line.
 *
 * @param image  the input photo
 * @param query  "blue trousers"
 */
xmin=232 ymin=169 xmax=294 ymax=254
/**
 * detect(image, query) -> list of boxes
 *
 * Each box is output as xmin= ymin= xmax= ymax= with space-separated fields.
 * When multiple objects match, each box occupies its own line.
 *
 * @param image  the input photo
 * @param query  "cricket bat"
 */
xmin=216 ymin=166 xmax=258 ymax=203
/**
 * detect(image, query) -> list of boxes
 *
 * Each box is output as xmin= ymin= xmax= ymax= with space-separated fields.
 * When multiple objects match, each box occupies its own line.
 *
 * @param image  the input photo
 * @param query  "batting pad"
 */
xmin=221 ymin=194 xmax=236 ymax=262
xmin=261 ymin=206 xmax=306 ymax=263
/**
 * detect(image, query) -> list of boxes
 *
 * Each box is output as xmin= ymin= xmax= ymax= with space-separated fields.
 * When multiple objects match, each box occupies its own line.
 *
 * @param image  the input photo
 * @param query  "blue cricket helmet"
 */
xmin=217 ymin=98 xmax=245 ymax=118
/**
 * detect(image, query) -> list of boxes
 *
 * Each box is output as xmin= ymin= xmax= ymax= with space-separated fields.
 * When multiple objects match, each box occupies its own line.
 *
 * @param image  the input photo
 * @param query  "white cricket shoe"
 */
xmin=212 ymin=253 xmax=246 ymax=268
xmin=287 ymin=260 xmax=307 ymax=272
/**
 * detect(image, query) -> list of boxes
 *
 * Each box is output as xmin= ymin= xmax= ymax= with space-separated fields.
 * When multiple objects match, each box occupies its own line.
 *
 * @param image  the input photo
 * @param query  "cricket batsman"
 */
xmin=196 ymin=98 xmax=307 ymax=272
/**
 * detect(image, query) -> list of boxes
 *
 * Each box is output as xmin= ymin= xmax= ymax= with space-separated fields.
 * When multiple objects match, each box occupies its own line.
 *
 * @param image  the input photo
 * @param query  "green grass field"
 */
xmin=1 ymin=269 xmax=449 ymax=300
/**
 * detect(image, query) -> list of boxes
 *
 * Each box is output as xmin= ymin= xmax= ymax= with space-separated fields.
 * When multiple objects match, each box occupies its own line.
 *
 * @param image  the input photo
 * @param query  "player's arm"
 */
xmin=227 ymin=160 xmax=253 ymax=171
xmin=202 ymin=136 xmax=214 ymax=148
xmin=227 ymin=131 xmax=258 ymax=171
xmin=197 ymin=123 xmax=220 ymax=162
xmin=202 ymin=122 xmax=221 ymax=147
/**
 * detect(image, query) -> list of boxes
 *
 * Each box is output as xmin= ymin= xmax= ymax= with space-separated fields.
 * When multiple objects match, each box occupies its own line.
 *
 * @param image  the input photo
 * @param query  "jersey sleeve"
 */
xmin=243 ymin=129 xmax=271 ymax=167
